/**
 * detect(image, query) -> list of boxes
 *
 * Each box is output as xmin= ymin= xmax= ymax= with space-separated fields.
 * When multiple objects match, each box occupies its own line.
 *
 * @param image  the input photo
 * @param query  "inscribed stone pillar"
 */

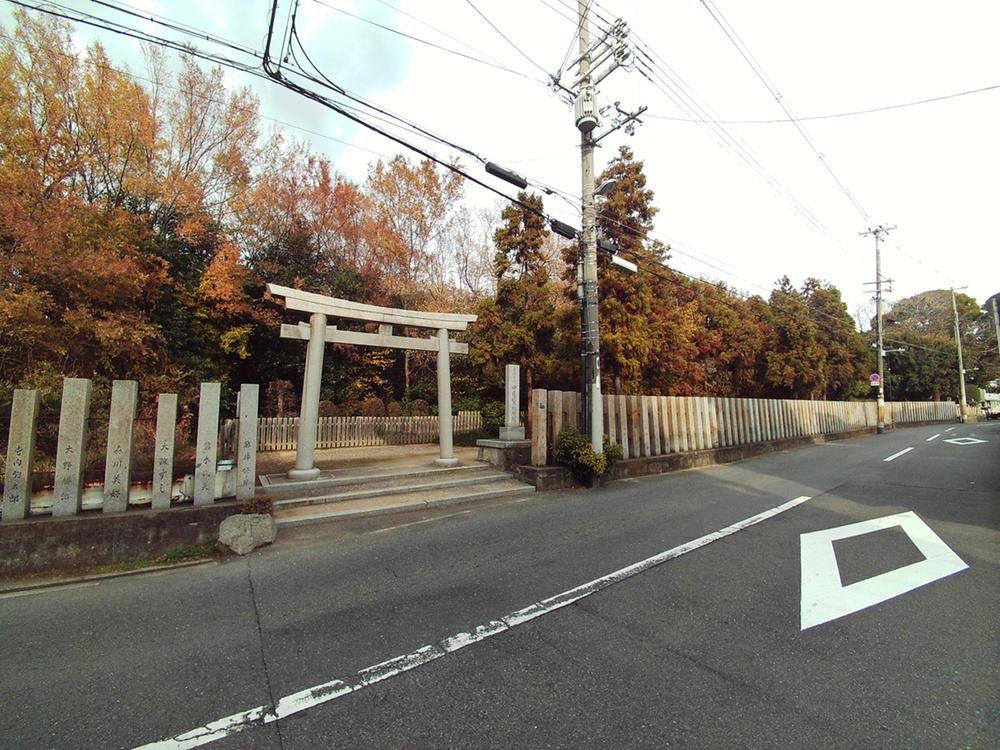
xmin=52 ymin=378 xmax=92 ymax=517
xmin=605 ymin=394 xmax=617 ymax=444
xmin=659 ymin=397 xmax=671 ymax=454
xmin=2 ymin=389 xmax=39 ymax=521
xmin=672 ymin=397 xmax=686 ymax=452
xmin=549 ymin=390 xmax=563 ymax=445
xmin=290 ymin=313 xmax=326 ymax=479
xmin=616 ymin=394 xmax=630 ymax=458
xmin=237 ymin=384 xmax=259 ymax=500
xmin=194 ymin=382 xmax=221 ymax=505
xmin=649 ymin=396 xmax=662 ymax=455
xmin=102 ymin=379 xmax=138 ymax=513
xmin=628 ymin=395 xmax=642 ymax=459
xmin=151 ymin=394 xmax=177 ymax=510
xmin=499 ymin=364 xmax=524 ymax=440
xmin=707 ymin=398 xmax=719 ymax=448
xmin=691 ymin=397 xmax=705 ymax=451
xmin=639 ymin=396 xmax=651 ymax=457
xmin=666 ymin=397 xmax=680 ymax=453
xmin=530 ymin=389 xmax=548 ymax=466
xmin=435 ymin=328 xmax=459 ymax=467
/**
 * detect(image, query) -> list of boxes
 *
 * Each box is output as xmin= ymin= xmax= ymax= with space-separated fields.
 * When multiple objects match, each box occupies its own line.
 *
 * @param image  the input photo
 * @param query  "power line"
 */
xmin=645 ymin=82 xmax=1000 ymax=124
xmin=698 ymin=0 xmax=871 ymax=223
xmin=303 ymin=0 xmax=550 ymax=87
xmin=464 ymin=0 xmax=549 ymax=76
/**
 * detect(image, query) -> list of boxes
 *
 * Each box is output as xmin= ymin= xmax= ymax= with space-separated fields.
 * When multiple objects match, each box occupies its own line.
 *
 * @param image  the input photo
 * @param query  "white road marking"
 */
xmin=800 ymin=511 xmax=968 ymax=630
xmin=134 ymin=495 xmax=812 ymax=749
xmin=944 ymin=437 xmax=987 ymax=446
xmin=945 ymin=427 xmax=955 ymax=432
xmin=883 ymin=447 xmax=914 ymax=462
xmin=926 ymin=434 xmax=940 ymax=442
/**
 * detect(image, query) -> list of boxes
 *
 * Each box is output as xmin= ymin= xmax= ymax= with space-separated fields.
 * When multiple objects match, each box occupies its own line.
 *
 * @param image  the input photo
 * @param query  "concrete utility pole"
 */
xmin=577 ymin=0 xmax=600 ymax=452
xmin=951 ymin=287 xmax=969 ymax=422
xmin=570 ymin=3 xmax=643 ymax=453
xmin=860 ymin=224 xmax=895 ymax=433
xmin=992 ymin=297 xmax=1000 ymax=356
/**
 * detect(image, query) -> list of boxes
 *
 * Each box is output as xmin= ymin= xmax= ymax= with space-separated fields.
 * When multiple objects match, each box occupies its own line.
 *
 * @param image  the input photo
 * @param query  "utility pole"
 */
xmin=568 ymin=3 xmax=644 ymax=453
xmin=860 ymin=224 xmax=895 ymax=433
xmin=577 ymin=0 xmax=599 ymax=451
xmin=992 ymin=297 xmax=1000 ymax=356
xmin=951 ymin=286 xmax=969 ymax=422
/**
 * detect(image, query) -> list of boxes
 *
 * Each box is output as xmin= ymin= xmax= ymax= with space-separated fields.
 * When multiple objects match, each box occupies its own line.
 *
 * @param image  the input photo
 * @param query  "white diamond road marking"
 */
xmin=943 ymin=437 xmax=987 ymax=446
xmin=800 ymin=511 xmax=968 ymax=631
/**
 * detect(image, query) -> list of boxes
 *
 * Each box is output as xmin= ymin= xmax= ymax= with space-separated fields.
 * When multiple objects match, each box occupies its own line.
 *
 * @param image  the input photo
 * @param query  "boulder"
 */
xmin=218 ymin=513 xmax=277 ymax=555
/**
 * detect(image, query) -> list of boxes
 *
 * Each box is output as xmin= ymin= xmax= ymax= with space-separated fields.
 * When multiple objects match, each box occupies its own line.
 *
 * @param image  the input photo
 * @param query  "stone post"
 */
xmin=530 ymin=389 xmax=548 ymax=466
xmin=151 ymin=394 xmax=177 ymax=510
xmin=194 ymin=382 xmax=221 ymax=505
xmin=2 ymin=389 xmax=39 ymax=521
xmin=237 ymin=384 xmax=259 ymax=501
xmin=52 ymin=378 xmax=92 ymax=517
xmin=103 ymin=379 xmax=138 ymax=513
xmin=290 ymin=313 xmax=326 ymax=480
xmin=499 ymin=364 xmax=524 ymax=440
xmin=435 ymin=327 xmax=459 ymax=467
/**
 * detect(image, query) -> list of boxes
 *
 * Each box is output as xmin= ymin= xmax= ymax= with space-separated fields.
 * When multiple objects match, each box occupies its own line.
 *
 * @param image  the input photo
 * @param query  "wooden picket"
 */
xmin=256 ymin=411 xmax=483 ymax=451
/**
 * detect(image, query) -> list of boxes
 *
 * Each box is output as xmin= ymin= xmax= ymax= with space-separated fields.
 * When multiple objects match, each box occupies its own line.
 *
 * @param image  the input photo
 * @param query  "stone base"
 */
xmin=434 ymin=457 xmax=460 ymax=467
xmin=498 ymin=425 xmax=525 ymax=441
xmin=287 ymin=466 xmax=321 ymax=480
xmin=477 ymin=439 xmax=531 ymax=471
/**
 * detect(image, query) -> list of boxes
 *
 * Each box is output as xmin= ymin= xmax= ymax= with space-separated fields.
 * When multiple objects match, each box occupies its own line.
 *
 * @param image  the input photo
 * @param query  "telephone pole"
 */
xmin=860 ymin=224 xmax=895 ymax=433
xmin=568 ymin=3 xmax=644 ymax=453
xmin=992 ymin=297 xmax=1000 ymax=356
xmin=951 ymin=286 xmax=969 ymax=422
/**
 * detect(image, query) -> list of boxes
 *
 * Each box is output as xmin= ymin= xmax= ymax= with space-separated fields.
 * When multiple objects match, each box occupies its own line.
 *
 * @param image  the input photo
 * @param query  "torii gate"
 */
xmin=268 ymin=284 xmax=477 ymax=479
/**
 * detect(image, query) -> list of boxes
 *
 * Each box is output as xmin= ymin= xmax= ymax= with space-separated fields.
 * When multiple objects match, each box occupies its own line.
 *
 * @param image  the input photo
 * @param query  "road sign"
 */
xmin=869 ymin=373 xmax=881 ymax=386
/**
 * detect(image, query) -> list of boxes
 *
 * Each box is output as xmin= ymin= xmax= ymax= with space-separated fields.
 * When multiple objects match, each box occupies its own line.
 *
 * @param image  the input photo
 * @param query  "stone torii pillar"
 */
xmin=268 ymin=284 xmax=477 ymax=477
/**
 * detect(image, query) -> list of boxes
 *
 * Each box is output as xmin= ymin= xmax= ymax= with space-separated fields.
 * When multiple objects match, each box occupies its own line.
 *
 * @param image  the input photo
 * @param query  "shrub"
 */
xmin=359 ymin=397 xmax=386 ymax=417
xmin=552 ymin=427 xmax=623 ymax=484
xmin=386 ymin=401 xmax=403 ymax=417
xmin=480 ymin=399 xmax=505 ymax=434
xmin=409 ymin=398 xmax=429 ymax=416
xmin=240 ymin=495 xmax=274 ymax=515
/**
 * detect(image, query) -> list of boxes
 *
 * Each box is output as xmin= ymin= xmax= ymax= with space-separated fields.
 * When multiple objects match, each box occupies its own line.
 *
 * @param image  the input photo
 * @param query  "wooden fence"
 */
xmin=886 ymin=401 xmax=957 ymax=424
xmin=256 ymin=411 xmax=482 ymax=452
xmin=528 ymin=391 xmax=958 ymax=466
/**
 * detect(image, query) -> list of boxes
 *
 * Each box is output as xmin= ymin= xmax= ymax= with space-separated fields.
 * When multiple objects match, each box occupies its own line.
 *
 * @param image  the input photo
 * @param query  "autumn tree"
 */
xmin=470 ymin=192 xmax=561 ymax=392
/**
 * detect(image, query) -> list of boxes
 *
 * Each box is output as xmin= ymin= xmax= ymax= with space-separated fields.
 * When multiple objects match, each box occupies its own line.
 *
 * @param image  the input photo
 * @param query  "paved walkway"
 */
xmin=255 ymin=444 xmax=482 ymax=478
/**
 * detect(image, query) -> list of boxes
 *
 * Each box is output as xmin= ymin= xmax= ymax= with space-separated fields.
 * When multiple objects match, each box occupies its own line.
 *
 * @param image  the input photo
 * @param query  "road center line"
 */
xmin=134 ymin=495 xmax=813 ymax=750
xmin=926 ymin=434 xmax=940 ymax=442
xmin=884 ymin=447 xmax=914 ymax=462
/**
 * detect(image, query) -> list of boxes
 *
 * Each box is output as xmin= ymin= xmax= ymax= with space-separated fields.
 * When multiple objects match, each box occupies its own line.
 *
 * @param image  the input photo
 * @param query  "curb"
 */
xmin=0 ymin=557 xmax=219 ymax=595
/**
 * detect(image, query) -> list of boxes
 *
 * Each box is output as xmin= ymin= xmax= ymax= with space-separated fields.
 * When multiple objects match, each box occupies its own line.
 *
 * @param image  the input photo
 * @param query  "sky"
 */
xmin=5 ymin=0 xmax=999 ymax=326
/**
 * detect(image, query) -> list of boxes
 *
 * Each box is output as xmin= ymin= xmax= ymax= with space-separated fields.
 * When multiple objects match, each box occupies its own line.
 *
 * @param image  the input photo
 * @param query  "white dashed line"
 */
xmin=884 ymin=447 xmax=914 ymax=462
xmin=926 ymin=434 xmax=940 ymax=442
xmin=945 ymin=427 xmax=955 ymax=432
xmin=133 ymin=495 xmax=813 ymax=749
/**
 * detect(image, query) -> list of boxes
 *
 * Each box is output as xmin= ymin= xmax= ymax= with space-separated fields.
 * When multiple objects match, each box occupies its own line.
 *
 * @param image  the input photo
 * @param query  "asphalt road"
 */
xmin=2 ymin=421 xmax=997 ymax=749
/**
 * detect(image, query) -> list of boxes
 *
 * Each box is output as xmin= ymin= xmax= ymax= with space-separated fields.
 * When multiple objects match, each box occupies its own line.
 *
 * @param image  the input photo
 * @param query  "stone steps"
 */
xmin=261 ymin=463 xmax=495 ymax=500
xmin=271 ymin=470 xmax=517 ymax=510
xmin=273 ymin=477 xmax=536 ymax=528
